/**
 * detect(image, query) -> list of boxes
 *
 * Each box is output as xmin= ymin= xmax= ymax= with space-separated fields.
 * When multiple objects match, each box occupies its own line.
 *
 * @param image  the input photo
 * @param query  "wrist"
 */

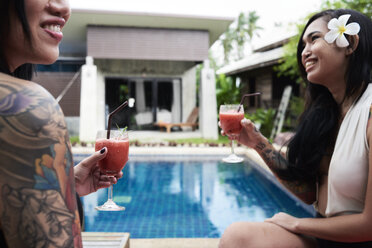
xmin=253 ymin=135 xmax=270 ymax=152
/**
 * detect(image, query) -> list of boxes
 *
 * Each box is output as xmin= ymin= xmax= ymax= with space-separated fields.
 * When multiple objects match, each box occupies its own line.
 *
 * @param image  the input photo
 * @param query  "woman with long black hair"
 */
xmin=219 ymin=9 xmax=372 ymax=248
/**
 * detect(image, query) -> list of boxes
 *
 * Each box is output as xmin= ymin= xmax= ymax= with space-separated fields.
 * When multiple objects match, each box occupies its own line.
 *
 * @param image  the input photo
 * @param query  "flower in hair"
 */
xmin=324 ymin=14 xmax=360 ymax=47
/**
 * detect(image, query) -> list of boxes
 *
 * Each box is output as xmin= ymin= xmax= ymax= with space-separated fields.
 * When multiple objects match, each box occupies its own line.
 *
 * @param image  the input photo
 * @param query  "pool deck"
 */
xmin=130 ymin=238 xmax=220 ymax=248
xmin=74 ymin=130 xmax=274 ymax=248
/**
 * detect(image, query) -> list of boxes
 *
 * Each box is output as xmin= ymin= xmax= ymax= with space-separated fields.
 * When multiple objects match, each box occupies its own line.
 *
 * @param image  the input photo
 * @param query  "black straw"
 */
xmin=107 ymin=101 xmax=128 ymax=139
xmin=237 ymin=92 xmax=261 ymax=112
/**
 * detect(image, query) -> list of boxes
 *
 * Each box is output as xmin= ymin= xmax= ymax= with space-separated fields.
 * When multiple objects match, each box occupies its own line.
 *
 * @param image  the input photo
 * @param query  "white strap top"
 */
xmin=326 ymin=84 xmax=372 ymax=217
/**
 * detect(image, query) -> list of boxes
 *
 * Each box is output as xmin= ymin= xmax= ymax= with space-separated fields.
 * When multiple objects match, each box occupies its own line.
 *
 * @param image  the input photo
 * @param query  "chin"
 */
xmin=307 ymin=74 xmax=321 ymax=85
xmin=35 ymin=47 xmax=60 ymax=65
xmin=38 ymin=54 xmax=59 ymax=65
xmin=307 ymin=78 xmax=325 ymax=87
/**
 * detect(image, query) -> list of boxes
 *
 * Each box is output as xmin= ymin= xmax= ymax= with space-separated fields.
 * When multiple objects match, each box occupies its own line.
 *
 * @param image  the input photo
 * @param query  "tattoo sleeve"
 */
xmin=255 ymin=139 xmax=316 ymax=204
xmin=0 ymin=78 xmax=82 ymax=247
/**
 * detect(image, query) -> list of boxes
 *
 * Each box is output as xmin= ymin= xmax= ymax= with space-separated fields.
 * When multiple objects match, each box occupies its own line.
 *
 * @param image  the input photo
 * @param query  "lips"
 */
xmin=304 ymin=59 xmax=317 ymax=72
xmin=41 ymin=18 xmax=65 ymax=42
xmin=43 ymin=24 xmax=61 ymax=33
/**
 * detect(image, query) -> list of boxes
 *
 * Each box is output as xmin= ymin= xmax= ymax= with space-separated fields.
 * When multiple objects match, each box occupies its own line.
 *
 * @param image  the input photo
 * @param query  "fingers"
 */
xmin=241 ymin=118 xmax=251 ymax=127
xmin=97 ymin=175 xmax=119 ymax=189
xmin=78 ymin=147 xmax=108 ymax=169
xmin=100 ymin=174 xmax=120 ymax=183
xmin=220 ymin=130 xmax=226 ymax=136
xmin=241 ymin=118 xmax=258 ymax=132
xmin=115 ymin=171 xmax=123 ymax=179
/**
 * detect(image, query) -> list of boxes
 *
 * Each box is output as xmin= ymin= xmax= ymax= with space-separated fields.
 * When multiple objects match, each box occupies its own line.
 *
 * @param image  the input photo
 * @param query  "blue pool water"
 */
xmin=75 ymin=155 xmax=314 ymax=238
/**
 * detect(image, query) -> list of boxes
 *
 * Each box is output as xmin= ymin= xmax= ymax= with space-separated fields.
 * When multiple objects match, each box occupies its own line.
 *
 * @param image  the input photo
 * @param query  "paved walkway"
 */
xmin=128 ymin=130 xmax=203 ymax=142
xmin=130 ymin=238 xmax=220 ymax=248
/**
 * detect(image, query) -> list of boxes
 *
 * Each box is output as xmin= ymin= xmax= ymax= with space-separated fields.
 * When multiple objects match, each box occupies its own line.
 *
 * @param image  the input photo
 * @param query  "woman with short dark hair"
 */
xmin=0 ymin=1 xmax=122 ymax=247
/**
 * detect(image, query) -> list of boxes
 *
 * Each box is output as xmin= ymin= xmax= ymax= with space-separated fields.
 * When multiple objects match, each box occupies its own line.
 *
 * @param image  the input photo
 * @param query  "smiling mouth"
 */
xmin=42 ymin=24 xmax=62 ymax=33
xmin=305 ymin=61 xmax=316 ymax=70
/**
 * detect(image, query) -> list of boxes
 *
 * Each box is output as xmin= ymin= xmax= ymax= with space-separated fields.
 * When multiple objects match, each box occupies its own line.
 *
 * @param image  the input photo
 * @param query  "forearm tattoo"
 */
xmin=255 ymin=141 xmax=288 ymax=172
xmin=255 ymin=141 xmax=315 ymax=199
xmin=0 ymin=79 xmax=82 ymax=247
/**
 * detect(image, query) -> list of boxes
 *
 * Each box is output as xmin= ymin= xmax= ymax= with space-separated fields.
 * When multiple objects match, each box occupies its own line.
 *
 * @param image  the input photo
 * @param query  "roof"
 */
xmin=217 ymin=46 xmax=284 ymax=76
xmin=216 ymin=27 xmax=298 ymax=76
xmin=60 ymin=8 xmax=234 ymax=57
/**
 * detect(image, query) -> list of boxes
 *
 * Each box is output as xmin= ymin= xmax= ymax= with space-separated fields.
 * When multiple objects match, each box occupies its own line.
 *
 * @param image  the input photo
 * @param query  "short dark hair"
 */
xmin=285 ymin=9 xmax=372 ymax=181
xmin=0 ymin=0 xmax=34 ymax=80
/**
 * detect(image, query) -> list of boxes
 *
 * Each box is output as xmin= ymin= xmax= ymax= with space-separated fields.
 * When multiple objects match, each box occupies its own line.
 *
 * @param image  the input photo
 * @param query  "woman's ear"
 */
xmin=346 ymin=35 xmax=359 ymax=55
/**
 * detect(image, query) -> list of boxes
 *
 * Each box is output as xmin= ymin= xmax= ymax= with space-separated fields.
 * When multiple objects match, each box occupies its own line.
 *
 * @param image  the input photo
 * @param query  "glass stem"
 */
xmin=230 ymin=140 xmax=235 ymax=155
xmin=107 ymin=176 xmax=114 ymax=202
xmin=108 ymin=185 xmax=113 ymax=201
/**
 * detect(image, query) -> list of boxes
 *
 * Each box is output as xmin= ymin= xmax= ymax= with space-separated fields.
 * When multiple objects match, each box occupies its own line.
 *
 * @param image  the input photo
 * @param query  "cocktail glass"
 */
xmin=219 ymin=104 xmax=244 ymax=163
xmin=95 ymin=130 xmax=129 ymax=211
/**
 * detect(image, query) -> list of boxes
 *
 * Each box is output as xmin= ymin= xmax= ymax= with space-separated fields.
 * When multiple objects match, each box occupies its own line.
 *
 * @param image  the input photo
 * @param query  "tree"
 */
xmin=216 ymin=74 xmax=241 ymax=107
xmin=220 ymin=29 xmax=235 ymax=65
xmin=324 ymin=0 xmax=371 ymax=17
xmin=220 ymin=11 xmax=262 ymax=64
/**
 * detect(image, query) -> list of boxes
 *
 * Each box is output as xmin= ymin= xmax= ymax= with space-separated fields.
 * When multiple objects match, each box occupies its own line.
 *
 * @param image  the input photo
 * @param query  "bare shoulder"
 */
xmin=0 ymin=73 xmax=68 ymax=145
xmin=0 ymin=74 xmax=81 ymax=247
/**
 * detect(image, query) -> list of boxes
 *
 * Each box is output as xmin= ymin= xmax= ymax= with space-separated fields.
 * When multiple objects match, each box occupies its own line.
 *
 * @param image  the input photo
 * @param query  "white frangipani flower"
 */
xmin=324 ymin=14 xmax=360 ymax=48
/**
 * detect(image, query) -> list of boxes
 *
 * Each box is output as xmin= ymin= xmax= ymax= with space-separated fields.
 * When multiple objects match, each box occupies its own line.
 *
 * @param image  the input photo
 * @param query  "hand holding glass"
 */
xmin=219 ymin=104 xmax=244 ymax=163
xmin=95 ymin=130 xmax=129 ymax=211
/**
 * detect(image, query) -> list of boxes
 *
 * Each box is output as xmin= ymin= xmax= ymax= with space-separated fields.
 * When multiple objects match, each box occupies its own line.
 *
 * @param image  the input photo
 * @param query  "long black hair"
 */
xmin=285 ymin=9 xmax=372 ymax=181
xmin=0 ymin=0 xmax=34 ymax=80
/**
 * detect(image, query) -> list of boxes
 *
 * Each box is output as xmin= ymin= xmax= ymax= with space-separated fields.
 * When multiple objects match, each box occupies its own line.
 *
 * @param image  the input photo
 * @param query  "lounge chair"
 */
xmin=155 ymin=107 xmax=199 ymax=133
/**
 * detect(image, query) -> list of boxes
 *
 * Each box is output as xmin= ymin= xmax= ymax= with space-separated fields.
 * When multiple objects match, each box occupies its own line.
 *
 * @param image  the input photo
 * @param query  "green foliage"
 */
xmin=245 ymin=108 xmax=276 ymax=137
xmin=288 ymin=96 xmax=305 ymax=117
xmin=70 ymin=136 xmax=80 ymax=144
xmin=244 ymin=96 xmax=305 ymax=138
xmin=216 ymin=74 xmax=241 ymax=108
xmin=220 ymin=11 xmax=262 ymax=64
xmin=322 ymin=0 xmax=372 ymax=18
xmin=235 ymin=11 xmax=263 ymax=60
xmin=115 ymin=123 xmax=128 ymax=135
xmin=274 ymin=16 xmax=311 ymax=85
xmin=221 ymin=29 xmax=235 ymax=64
xmin=119 ymin=84 xmax=129 ymax=103
xmin=283 ymin=96 xmax=305 ymax=131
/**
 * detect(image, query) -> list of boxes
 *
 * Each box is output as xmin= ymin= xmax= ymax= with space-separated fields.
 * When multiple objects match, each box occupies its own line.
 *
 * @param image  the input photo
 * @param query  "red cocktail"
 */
xmin=219 ymin=111 xmax=245 ymax=137
xmin=95 ymin=130 xmax=129 ymax=211
xmin=95 ymin=138 xmax=129 ymax=175
xmin=219 ymin=105 xmax=245 ymax=163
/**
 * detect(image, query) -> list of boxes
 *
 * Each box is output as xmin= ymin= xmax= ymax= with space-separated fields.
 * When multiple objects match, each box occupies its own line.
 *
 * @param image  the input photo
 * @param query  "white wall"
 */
xmin=79 ymin=57 xmax=105 ymax=142
xmin=199 ymin=60 xmax=218 ymax=139
xmin=181 ymin=66 xmax=197 ymax=122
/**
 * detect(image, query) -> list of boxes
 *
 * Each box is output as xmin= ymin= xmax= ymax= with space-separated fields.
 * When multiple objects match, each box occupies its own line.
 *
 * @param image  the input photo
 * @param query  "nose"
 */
xmin=47 ymin=0 xmax=71 ymax=21
xmin=301 ymin=45 xmax=311 ymax=66
xmin=301 ymin=44 xmax=311 ymax=59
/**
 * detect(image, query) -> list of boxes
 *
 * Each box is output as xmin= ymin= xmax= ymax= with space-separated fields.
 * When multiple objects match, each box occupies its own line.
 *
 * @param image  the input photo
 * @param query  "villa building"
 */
xmin=217 ymin=34 xmax=302 ymax=112
xmin=33 ymin=8 xmax=234 ymax=141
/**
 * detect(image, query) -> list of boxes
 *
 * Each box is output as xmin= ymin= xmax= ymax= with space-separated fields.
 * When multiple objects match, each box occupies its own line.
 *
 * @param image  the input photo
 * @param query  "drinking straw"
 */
xmin=107 ymin=100 xmax=128 ymax=139
xmin=237 ymin=92 xmax=261 ymax=112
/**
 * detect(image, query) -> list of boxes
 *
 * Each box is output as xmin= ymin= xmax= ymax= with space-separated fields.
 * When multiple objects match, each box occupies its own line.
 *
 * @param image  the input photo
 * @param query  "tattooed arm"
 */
xmin=236 ymin=118 xmax=316 ymax=204
xmin=0 ymin=74 xmax=82 ymax=247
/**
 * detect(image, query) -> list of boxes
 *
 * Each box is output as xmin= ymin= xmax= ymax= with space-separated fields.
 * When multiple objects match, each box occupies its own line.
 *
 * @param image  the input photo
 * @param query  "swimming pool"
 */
xmin=75 ymin=155 xmax=315 ymax=238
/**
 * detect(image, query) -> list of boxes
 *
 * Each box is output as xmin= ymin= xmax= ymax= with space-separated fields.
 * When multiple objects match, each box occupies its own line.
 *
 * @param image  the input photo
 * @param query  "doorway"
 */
xmin=105 ymin=77 xmax=181 ymax=130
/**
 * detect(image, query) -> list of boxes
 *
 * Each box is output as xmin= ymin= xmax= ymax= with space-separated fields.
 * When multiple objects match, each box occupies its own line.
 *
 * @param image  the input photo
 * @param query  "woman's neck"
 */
xmin=327 ymin=80 xmax=346 ymax=105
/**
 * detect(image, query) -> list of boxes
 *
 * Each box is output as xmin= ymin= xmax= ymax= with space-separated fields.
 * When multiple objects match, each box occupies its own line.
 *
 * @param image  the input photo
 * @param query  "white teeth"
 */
xmin=44 ymin=25 xmax=61 ymax=33
xmin=305 ymin=61 xmax=315 ymax=68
